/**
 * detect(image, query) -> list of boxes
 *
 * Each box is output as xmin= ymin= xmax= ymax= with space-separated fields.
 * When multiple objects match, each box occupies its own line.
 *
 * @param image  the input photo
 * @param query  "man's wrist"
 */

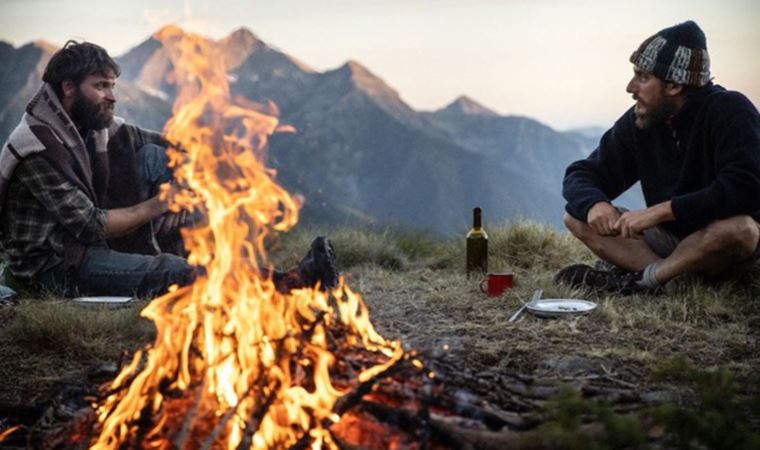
xmin=588 ymin=200 xmax=613 ymax=214
xmin=145 ymin=195 xmax=168 ymax=219
xmin=652 ymin=201 xmax=675 ymax=222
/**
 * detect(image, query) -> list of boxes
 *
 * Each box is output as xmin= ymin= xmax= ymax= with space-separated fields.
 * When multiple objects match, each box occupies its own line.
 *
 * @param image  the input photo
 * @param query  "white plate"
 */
xmin=72 ymin=296 xmax=136 ymax=307
xmin=526 ymin=298 xmax=597 ymax=318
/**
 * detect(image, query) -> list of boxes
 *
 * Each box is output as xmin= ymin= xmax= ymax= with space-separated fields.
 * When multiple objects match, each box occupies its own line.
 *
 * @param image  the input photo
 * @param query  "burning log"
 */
xmin=4 ymin=343 xmax=678 ymax=450
xmin=173 ymin=381 xmax=205 ymax=449
xmin=332 ymin=354 xmax=407 ymax=417
xmin=236 ymin=380 xmax=281 ymax=450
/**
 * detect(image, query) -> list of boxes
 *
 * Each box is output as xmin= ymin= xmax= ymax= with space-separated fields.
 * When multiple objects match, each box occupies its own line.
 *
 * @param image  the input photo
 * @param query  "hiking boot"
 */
xmin=593 ymin=259 xmax=628 ymax=275
xmin=274 ymin=236 xmax=339 ymax=293
xmin=554 ymin=264 xmax=656 ymax=295
xmin=300 ymin=236 xmax=339 ymax=291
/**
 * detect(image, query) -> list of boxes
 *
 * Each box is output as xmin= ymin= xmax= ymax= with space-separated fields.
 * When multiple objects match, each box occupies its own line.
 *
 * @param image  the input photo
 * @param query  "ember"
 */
xmin=88 ymin=26 xmax=411 ymax=449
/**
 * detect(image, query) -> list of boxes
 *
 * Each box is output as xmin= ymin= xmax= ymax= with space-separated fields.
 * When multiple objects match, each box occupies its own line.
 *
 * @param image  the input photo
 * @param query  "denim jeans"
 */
xmin=36 ymin=248 xmax=196 ymax=298
xmin=34 ymin=144 xmax=197 ymax=298
xmin=138 ymin=144 xmax=187 ymax=256
xmin=136 ymin=143 xmax=174 ymax=200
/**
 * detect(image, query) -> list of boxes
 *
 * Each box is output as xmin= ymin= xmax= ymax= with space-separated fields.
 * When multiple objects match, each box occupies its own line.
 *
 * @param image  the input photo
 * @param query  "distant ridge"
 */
xmin=0 ymin=27 xmax=644 ymax=232
xmin=437 ymin=95 xmax=499 ymax=117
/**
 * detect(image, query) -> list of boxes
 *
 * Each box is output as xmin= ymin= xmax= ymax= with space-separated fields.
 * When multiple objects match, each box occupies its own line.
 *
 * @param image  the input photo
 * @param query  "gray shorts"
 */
xmin=641 ymin=218 xmax=760 ymax=272
xmin=614 ymin=207 xmax=760 ymax=272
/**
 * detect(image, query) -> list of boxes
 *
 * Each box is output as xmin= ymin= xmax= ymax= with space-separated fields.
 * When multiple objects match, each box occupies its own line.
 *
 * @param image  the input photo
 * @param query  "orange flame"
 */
xmin=0 ymin=425 xmax=21 ymax=442
xmin=91 ymin=26 xmax=403 ymax=449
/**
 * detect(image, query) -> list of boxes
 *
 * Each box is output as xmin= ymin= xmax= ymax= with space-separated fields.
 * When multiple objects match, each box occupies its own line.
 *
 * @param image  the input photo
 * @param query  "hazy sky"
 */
xmin=2 ymin=0 xmax=758 ymax=129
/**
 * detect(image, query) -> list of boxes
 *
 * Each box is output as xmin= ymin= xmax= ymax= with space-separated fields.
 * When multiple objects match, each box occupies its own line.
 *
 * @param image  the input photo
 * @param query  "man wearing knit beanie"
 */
xmin=555 ymin=21 xmax=760 ymax=294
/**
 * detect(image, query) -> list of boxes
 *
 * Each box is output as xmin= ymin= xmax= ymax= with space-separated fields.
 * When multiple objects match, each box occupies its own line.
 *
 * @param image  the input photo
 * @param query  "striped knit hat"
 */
xmin=629 ymin=21 xmax=710 ymax=87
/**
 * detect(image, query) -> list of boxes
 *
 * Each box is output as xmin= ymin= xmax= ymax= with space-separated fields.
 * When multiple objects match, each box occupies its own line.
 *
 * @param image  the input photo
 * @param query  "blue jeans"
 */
xmin=36 ymin=248 xmax=196 ymax=298
xmin=138 ymin=144 xmax=188 ymax=256
xmin=35 ymin=144 xmax=197 ymax=298
xmin=137 ymin=143 xmax=174 ymax=200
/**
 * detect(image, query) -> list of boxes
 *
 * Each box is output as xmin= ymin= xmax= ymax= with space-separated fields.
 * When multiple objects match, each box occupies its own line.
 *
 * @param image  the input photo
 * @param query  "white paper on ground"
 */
xmin=72 ymin=296 xmax=136 ymax=306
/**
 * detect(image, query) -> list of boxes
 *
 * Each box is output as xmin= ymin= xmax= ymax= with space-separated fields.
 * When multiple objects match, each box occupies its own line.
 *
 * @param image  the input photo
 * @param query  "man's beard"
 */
xmin=70 ymin=88 xmax=114 ymax=131
xmin=633 ymin=95 xmax=677 ymax=130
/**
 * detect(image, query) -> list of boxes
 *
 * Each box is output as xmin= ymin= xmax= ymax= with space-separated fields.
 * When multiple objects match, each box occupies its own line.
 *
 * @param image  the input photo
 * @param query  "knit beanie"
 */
xmin=629 ymin=21 xmax=710 ymax=87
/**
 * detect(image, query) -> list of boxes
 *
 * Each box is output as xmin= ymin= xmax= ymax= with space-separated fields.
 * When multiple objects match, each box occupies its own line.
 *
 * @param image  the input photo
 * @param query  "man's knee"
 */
xmin=703 ymin=216 xmax=760 ymax=259
xmin=136 ymin=144 xmax=172 ymax=195
xmin=137 ymin=143 xmax=168 ymax=168
xmin=140 ymin=254 xmax=196 ymax=297
xmin=564 ymin=212 xmax=591 ymax=239
xmin=153 ymin=254 xmax=194 ymax=277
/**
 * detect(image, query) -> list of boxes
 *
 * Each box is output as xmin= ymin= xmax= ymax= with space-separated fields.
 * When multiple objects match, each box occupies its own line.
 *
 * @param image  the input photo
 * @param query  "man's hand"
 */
xmin=158 ymin=182 xmax=183 ymax=209
xmin=154 ymin=182 xmax=192 ymax=235
xmin=587 ymin=201 xmax=621 ymax=236
xmin=154 ymin=210 xmax=189 ymax=235
xmin=614 ymin=201 xmax=674 ymax=239
xmin=105 ymin=183 xmax=190 ymax=238
xmin=105 ymin=194 xmax=168 ymax=238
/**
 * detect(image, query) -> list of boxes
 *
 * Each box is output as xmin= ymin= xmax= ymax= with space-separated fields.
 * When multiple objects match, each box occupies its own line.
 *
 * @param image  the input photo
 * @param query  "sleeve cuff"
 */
xmin=76 ymin=208 xmax=108 ymax=244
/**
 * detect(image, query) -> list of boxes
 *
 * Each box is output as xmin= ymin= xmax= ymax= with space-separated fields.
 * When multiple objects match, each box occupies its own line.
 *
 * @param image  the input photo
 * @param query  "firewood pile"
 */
xmin=0 ymin=322 xmax=670 ymax=450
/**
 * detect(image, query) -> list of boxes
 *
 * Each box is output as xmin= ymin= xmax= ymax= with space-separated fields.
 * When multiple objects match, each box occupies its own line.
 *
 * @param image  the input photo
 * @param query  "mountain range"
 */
xmin=0 ymin=27 xmax=644 ymax=234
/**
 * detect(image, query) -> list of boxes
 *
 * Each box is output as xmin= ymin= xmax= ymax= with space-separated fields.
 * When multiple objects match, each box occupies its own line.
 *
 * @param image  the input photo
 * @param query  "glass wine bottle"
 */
xmin=466 ymin=207 xmax=488 ymax=278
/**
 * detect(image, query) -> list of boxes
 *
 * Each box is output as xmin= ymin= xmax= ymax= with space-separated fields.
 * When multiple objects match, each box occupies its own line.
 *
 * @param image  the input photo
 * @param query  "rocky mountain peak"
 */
xmin=336 ymin=60 xmax=372 ymax=80
xmin=336 ymin=60 xmax=399 ymax=97
xmin=221 ymin=27 xmax=265 ymax=70
xmin=0 ymin=26 xmax=629 ymax=232
xmin=152 ymin=24 xmax=187 ymax=40
xmin=225 ymin=27 xmax=260 ymax=46
xmin=438 ymin=95 xmax=498 ymax=117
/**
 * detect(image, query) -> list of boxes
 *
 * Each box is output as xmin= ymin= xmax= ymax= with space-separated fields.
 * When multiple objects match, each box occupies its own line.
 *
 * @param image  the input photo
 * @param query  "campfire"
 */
xmin=0 ymin=26 xmax=672 ymax=450
xmin=86 ymin=27 xmax=414 ymax=449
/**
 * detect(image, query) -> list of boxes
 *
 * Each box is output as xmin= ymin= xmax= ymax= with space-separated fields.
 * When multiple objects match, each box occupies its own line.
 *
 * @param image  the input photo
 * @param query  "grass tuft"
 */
xmin=428 ymin=220 xmax=595 ymax=274
xmin=5 ymin=300 xmax=153 ymax=359
xmin=488 ymin=220 xmax=594 ymax=272
xmin=270 ymin=226 xmax=432 ymax=270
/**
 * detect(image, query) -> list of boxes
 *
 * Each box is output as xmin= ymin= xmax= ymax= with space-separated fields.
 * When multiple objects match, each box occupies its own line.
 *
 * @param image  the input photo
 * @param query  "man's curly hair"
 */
xmin=42 ymin=40 xmax=121 ymax=99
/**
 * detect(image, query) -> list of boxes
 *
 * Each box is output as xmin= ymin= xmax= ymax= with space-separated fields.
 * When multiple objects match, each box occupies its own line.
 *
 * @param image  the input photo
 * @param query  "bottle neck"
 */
xmin=473 ymin=208 xmax=482 ymax=228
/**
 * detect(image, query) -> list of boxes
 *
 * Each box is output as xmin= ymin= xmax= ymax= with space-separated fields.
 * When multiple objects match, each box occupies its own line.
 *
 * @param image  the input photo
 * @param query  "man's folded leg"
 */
xmin=32 ymin=236 xmax=339 ymax=299
xmin=33 ymin=248 xmax=196 ymax=298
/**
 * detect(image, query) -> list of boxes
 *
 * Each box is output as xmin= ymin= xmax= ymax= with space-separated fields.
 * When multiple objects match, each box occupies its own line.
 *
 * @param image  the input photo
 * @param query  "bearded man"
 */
xmin=555 ymin=21 xmax=760 ymax=293
xmin=0 ymin=41 xmax=337 ymax=298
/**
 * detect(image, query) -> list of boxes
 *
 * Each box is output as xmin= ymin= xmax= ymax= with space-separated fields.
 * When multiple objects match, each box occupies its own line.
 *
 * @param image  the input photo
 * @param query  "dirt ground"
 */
xmin=1 ymin=225 xmax=759 ymax=447
xmin=355 ymin=265 xmax=759 ymax=393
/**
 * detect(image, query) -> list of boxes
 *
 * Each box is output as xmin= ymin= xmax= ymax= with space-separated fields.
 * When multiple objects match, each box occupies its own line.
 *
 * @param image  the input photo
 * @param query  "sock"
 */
xmin=636 ymin=261 xmax=662 ymax=289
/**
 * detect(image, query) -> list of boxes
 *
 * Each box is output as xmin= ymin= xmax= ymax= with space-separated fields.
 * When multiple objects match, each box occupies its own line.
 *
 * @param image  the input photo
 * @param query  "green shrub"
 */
xmin=652 ymin=357 xmax=760 ymax=449
xmin=518 ymin=387 xmax=647 ymax=449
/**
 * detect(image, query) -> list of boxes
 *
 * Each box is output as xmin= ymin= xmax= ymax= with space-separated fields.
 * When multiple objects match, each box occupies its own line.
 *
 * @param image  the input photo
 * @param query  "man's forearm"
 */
xmin=105 ymin=195 xmax=167 ymax=238
xmin=648 ymin=200 xmax=675 ymax=223
xmin=614 ymin=200 xmax=675 ymax=238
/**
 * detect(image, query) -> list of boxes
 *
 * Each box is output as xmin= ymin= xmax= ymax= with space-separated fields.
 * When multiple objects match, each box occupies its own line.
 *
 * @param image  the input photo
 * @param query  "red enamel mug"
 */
xmin=480 ymin=273 xmax=514 ymax=297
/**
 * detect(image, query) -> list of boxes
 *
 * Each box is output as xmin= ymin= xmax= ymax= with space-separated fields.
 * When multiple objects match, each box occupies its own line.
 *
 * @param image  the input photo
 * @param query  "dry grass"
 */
xmin=0 ymin=299 xmax=153 ymax=405
xmin=5 ymin=300 xmax=153 ymax=356
xmin=1 ymin=221 xmax=758 ymax=445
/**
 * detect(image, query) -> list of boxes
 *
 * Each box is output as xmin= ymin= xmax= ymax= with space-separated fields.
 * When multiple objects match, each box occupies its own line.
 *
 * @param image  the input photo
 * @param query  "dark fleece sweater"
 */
xmin=563 ymin=84 xmax=760 ymax=238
